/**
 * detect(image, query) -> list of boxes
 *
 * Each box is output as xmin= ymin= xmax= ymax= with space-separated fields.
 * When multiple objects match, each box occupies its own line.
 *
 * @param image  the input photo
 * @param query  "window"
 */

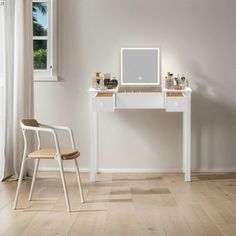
xmin=32 ymin=0 xmax=57 ymax=81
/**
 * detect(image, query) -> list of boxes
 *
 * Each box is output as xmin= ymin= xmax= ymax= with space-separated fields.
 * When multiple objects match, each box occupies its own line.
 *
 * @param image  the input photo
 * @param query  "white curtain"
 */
xmin=0 ymin=0 xmax=34 ymax=181
xmin=0 ymin=0 xmax=5 ymax=181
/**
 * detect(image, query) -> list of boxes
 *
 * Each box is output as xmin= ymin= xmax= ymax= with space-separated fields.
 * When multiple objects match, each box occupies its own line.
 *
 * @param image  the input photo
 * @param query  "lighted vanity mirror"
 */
xmin=121 ymin=48 xmax=161 ymax=86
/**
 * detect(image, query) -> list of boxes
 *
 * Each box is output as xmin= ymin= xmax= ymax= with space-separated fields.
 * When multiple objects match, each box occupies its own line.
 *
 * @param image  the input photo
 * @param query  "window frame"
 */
xmin=33 ymin=0 xmax=57 ymax=82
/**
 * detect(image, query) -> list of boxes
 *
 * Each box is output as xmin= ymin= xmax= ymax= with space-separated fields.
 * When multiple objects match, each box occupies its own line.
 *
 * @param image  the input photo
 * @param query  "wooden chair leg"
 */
xmin=74 ymin=158 xmax=84 ymax=203
xmin=28 ymin=159 xmax=40 ymax=201
xmin=13 ymin=156 xmax=27 ymax=209
xmin=58 ymin=159 xmax=71 ymax=212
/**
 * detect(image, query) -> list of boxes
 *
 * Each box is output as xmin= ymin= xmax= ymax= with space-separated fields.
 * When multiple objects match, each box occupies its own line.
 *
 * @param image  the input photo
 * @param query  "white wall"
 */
xmin=35 ymin=0 xmax=236 ymax=171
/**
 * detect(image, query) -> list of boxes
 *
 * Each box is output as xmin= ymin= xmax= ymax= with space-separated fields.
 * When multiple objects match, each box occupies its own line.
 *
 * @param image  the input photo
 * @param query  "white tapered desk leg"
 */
xmin=90 ymin=94 xmax=98 ymax=182
xmin=183 ymin=93 xmax=191 ymax=182
xmin=183 ymin=113 xmax=186 ymax=174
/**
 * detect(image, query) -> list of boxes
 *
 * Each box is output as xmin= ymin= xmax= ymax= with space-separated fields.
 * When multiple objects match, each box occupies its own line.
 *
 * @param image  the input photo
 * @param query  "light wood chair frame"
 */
xmin=13 ymin=121 xmax=84 ymax=212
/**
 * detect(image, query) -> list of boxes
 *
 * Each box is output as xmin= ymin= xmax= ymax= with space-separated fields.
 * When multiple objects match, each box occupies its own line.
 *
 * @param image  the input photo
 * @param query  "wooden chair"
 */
xmin=13 ymin=119 xmax=84 ymax=212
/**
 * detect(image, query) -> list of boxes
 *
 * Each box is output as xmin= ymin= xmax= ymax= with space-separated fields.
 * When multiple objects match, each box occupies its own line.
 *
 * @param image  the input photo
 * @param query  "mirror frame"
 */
xmin=120 ymin=47 xmax=161 ymax=86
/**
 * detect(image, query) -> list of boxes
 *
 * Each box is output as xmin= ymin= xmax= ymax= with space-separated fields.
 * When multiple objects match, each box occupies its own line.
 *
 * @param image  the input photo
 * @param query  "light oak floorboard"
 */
xmin=0 ymin=172 xmax=236 ymax=235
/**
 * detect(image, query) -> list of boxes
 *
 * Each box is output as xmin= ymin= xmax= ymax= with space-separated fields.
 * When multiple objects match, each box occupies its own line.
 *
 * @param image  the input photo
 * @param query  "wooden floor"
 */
xmin=1 ymin=172 xmax=236 ymax=236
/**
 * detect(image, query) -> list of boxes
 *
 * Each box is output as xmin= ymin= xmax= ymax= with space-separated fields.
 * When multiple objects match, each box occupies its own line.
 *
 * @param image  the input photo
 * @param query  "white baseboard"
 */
xmin=193 ymin=168 xmax=236 ymax=173
xmin=38 ymin=167 xmax=181 ymax=173
xmin=38 ymin=167 xmax=236 ymax=173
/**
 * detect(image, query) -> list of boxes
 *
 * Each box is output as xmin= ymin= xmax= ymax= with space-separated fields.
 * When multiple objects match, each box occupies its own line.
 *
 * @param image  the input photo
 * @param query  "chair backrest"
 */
xmin=21 ymin=119 xmax=41 ymax=151
xmin=21 ymin=119 xmax=39 ymax=127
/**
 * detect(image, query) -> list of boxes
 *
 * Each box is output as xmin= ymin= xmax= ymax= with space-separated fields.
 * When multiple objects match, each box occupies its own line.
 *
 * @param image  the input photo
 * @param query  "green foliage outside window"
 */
xmin=33 ymin=2 xmax=48 ymax=70
xmin=33 ymin=48 xmax=47 ymax=69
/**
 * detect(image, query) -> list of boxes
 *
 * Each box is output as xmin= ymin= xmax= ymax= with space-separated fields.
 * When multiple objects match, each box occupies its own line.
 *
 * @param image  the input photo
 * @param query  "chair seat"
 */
xmin=28 ymin=148 xmax=80 ymax=160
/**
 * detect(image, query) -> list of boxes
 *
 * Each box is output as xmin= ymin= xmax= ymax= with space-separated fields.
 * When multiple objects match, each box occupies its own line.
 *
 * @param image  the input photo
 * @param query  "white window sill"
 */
xmin=34 ymin=76 xmax=58 ymax=82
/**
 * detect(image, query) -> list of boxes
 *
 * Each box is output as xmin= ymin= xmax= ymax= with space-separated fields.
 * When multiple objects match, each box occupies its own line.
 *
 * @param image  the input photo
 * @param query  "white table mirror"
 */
xmin=121 ymin=48 xmax=161 ymax=86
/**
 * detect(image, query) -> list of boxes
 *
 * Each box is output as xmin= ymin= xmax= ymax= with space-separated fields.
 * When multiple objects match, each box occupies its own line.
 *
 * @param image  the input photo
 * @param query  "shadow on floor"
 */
xmin=194 ymin=173 xmax=236 ymax=181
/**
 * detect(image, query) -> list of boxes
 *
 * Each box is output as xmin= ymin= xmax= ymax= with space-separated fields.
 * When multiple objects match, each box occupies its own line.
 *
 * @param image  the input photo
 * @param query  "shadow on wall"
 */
xmin=192 ymin=80 xmax=236 ymax=170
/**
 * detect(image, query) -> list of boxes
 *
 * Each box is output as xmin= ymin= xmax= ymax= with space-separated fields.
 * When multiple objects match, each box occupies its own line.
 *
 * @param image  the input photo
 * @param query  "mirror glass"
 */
xmin=121 ymin=48 xmax=160 ymax=86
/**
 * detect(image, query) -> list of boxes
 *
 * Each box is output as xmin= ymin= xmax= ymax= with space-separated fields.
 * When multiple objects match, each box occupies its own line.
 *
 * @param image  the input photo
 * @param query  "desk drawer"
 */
xmin=116 ymin=92 xmax=164 ymax=109
xmin=166 ymin=94 xmax=187 ymax=112
xmin=92 ymin=93 xmax=115 ymax=112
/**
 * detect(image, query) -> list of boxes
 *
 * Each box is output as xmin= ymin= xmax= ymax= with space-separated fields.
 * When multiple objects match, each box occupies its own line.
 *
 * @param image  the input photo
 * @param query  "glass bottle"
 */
xmin=92 ymin=72 xmax=101 ymax=89
xmin=165 ymin=72 xmax=174 ymax=89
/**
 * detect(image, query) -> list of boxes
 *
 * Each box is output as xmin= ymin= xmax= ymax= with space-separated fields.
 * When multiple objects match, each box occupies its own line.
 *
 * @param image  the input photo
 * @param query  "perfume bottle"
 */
xmin=165 ymin=72 xmax=174 ymax=89
xmin=185 ymin=78 xmax=189 ymax=87
xmin=99 ymin=76 xmax=105 ymax=90
xmin=104 ymin=73 xmax=111 ymax=88
xmin=180 ymin=74 xmax=186 ymax=90
xmin=181 ymin=74 xmax=185 ymax=84
xmin=92 ymin=72 xmax=101 ymax=89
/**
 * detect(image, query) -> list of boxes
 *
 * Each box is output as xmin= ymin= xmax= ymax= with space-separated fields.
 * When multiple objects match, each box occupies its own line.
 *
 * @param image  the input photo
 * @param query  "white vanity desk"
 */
xmin=88 ymin=86 xmax=192 ymax=182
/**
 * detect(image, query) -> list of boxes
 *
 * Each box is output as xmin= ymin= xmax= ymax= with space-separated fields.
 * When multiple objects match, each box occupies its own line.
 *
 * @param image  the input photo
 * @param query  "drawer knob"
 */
xmin=100 ymin=102 xmax=104 ymax=107
xmin=174 ymin=102 xmax=179 ymax=107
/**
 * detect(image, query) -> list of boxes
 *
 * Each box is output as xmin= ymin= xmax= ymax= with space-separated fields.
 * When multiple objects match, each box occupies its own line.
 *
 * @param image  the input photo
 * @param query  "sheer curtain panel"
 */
xmin=0 ymin=0 xmax=34 ymax=181
xmin=0 ymin=0 xmax=5 ymax=180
